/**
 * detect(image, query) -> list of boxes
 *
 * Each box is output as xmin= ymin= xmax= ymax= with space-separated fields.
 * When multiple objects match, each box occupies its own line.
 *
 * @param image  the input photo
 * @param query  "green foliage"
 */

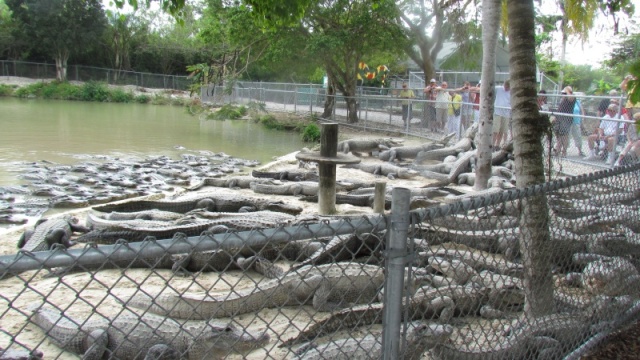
xmin=257 ymin=114 xmax=283 ymax=129
xmin=0 ymin=84 xmax=15 ymax=96
xmin=14 ymin=82 xmax=46 ymax=98
xmin=301 ymin=123 xmax=320 ymax=142
xmin=6 ymin=0 xmax=108 ymax=81
xmin=109 ymin=88 xmax=135 ymax=103
xmin=135 ymin=94 xmax=151 ymax=103
xmin=207 ymin=104 xmax=246 ymax=120
xmin=80 ymin=81 xmax=110 ymax=102
xmin=150 ymin=94 xmax=171 ymax=105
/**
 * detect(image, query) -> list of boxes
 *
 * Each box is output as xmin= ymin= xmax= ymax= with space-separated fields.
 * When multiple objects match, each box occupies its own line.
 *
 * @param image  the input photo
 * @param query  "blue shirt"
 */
xmin=573 ymin=100 xmax=582 ymax=124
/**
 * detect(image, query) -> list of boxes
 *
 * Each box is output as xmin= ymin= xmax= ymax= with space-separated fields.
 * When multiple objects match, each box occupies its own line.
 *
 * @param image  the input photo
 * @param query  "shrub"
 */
xmin=135 ymin=94 xmax=151 ymax=104
xmin=150 ymin=94 xmax=170 ymax=105
xmin=259 ymin=114 xmax=284 ymax=130
xmin=14 ymin=82 xmax=46 ymax=98
xmin=56 ymin=82 xmax=82 ymax=100
xmin=207 ymin=104 xmax=245 ymax=120
xmin=80 ymin=81 xmax=109 ymax=102
xmin=301 ymin=123 xmax=321 ymax=142
xmin=0 ymin=84 xmax=15 ymax=96
xmin=110 ymin=89 xmax=134 ymax=103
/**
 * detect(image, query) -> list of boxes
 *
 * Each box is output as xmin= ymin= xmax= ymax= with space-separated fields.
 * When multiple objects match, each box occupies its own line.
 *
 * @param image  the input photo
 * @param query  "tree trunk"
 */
xmin=507 ymin=0 xmax=554 ymax=318
xmin=344 ymin=80 xmax=358 ymax=124
xmin=473 ymin=0 xmax=500 ymax=191
xmin=55 ymin=49 xmax=69 ymax=81
xmin=323 ymin=75 xmax=336 ymax=119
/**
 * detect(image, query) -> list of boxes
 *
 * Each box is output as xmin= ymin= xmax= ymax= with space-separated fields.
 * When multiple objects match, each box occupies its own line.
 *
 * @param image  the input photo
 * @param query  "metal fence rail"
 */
xmin=202 ymin=83 xmax=635 ymax=177
xmin=0 ymin=163 xmax=638 ymax=359
xmin=0 ymin=60 xmax=191 ymax=90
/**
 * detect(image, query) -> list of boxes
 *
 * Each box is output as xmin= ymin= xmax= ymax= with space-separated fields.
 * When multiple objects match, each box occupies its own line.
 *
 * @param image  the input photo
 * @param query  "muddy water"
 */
xmin=0 ymin=98 xmax=307 ymax=186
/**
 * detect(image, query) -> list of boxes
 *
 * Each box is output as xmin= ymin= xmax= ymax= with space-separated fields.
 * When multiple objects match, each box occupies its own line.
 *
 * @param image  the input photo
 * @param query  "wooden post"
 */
xmin=318 ymin=123 xmax=338 ymax=215
xmin=373 ymin=181 xmax=387 ymax=213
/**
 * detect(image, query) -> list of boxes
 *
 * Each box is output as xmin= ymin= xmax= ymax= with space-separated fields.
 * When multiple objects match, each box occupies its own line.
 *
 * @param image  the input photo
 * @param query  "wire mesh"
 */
xmin=0 ymin=164 xmax=638 ymax=359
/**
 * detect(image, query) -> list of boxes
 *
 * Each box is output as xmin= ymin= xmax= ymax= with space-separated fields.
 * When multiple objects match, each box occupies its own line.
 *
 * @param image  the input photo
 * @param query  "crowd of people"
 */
xmin=396 ymin=75 xmax=639 ymax=166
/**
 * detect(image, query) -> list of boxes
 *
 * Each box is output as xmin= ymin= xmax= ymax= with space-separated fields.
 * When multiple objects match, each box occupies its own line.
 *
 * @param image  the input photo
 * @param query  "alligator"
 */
xmin=122 ymin=262 xmax=387 ymax=319
xmin=299 ymin=193 xmax=390 ymax=209
xmin=337 ymin=138 xmax=402 ymax=156
xmin=413 ymin=137 xmax=474 ymax=164
xmin=379 ymin=143 xmax=444 ymax=162
xmin=187 ymin=176 xmax=278 ymax=191
xmin=431 ymin=295 xmax=634 ymax=360
xmin=292 ymin=322 xmax=453 ymax=360
xmin=280 ymin=284 xmax=489 ymax=347
xmin=92 ymin=209 xmax=186 ymax=222
xmin=17 ymin=216 xmax=89 ymax=252
xmin=291 ymin=232 xmax=384 ymax=269
xmin=52 ymin=233 xmax=321 ymax=277
xmin=0 ymin=347 xmax=43 ymax=360
xmin=252 ymin=169 xmax=319 ymax=181
xmin=341 ymin=162 xmax=419 ymax=180
xmin=251 ymin=181 xmax=323 ymax=196
xmin=29 ymin=304 xmax=269 ymax=360
xmin=77 ymin=210 xmax=297 ymax=244
xmin=92 ymin=191 xmax=303 ymax=215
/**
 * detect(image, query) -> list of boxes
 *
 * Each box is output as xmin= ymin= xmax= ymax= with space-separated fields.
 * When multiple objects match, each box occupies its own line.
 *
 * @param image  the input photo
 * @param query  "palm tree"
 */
xmin=507 ymin=0 xmax=554 ymax=318
xmin=556 ymin=0 xmax=598 ymax=89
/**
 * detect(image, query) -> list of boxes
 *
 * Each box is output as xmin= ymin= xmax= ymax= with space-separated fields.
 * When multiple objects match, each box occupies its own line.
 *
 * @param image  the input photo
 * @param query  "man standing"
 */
xmin=399 ymin=82 xmax=415 ymax=125
xmin=493 ymin=80 xmax=511 ymax=149
xmin=433 ymin=82 xmax=451 ymax=133
xmin=423 ymin=78 xmax=438 ymax=128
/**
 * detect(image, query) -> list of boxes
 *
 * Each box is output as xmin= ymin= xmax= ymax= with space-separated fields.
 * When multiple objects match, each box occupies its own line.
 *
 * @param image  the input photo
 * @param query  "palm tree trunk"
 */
xmin=473 ymin=0 xmax=500 ymax=191
xmin=507 ymin=0 xmax=554 ymax=318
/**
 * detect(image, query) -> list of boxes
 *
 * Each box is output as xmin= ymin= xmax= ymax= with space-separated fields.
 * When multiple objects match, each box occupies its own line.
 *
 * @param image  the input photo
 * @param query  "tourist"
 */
xmin=423 ymin=78 xmax=438 ymax=128
xmin=399 ymin=82 xmax=415 ymax=125
xmin=614 ymin=112 xmax=640 ymax=166
xmin=447 ymin=90 xmax=463 ymax=139
xmin=552 ymin=86 xmax=576 ymax=157
xmin=597 ymin=89 xmax=618 ymax=117
xmin=493 ymin=80 xmax=511 ymax=149
xmin=570 ymin=91 xmax=585 ymax=156
xmin=433 ymin=82 xmax=451 ymax=133
xmin=472 ymin=81 xmax=481 ymax=123
xmin=584 ymin=103 xmax=623 ymax=164
xmin=458 ymin=81 xmax=473 ymax=129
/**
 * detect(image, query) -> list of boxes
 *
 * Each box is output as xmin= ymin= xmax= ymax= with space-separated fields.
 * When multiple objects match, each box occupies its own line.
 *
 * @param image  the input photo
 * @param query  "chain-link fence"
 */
xmin=0 ymin=60 xmax=191 ymax=90
xmin=0 ymin=163 xmax=639 ymax=359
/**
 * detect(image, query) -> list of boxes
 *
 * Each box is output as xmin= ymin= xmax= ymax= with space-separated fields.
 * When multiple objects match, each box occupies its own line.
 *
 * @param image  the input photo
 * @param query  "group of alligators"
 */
xmin=2 ymin=130 xmax=640 ymax=359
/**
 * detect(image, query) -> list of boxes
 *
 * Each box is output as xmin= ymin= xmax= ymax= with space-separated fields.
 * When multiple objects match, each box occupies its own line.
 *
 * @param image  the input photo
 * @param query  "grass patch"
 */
xmin=7 ymin=80 xmax=184 ymax=106
xmin=109 ymin=88 xmax=135 ymax=103
xmin=79 ymin=81 xmax=110 ymax=102
xmin=206 ymin=104 xmax=247 ymax=120
xmin=0 ymin=84 xmax=16 ymax=96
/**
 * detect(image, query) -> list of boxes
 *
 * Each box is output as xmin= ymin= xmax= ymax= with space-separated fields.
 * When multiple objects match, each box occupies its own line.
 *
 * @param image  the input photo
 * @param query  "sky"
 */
xmin=537 ymin=0 xmax=639 ymax=67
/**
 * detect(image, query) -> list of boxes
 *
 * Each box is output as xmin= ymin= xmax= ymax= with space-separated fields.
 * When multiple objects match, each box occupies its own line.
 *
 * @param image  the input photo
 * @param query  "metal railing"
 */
xmin=0 ymin=163 xmax=638 ymax=359
xmin=0 ymin=60 xmax=191 ymax=90
xmin=203 ymin=82 xmax=637 ymax=177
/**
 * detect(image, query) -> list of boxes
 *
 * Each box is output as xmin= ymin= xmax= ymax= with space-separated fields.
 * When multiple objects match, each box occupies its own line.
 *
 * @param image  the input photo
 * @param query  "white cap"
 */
xmin=430 ymin=79 xmax=436 ymax=83
xmin=478 ymin=81 xmax=481 ymax=85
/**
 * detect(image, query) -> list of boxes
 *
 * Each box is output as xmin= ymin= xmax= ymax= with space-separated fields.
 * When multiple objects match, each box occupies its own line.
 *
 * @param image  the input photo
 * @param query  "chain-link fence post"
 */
xmin=382 ymin=187 xmax=410 ymax=360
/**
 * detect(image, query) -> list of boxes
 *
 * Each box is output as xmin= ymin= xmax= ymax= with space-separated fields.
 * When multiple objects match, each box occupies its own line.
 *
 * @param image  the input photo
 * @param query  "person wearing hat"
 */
xmin=585 ymin=103 xmax=624 ymax=164
xmin=422 ymin=78 xmax=438 ymax=129
xmin=399 ymin=82 xmax=416 ymax=125
xmin=552 ymin=85 xmax=576 ymax=156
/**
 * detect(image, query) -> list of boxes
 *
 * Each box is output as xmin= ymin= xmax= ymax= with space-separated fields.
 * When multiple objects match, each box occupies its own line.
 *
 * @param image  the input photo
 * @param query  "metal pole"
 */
xmin=381 ymin=187 xmax=410 ymax=360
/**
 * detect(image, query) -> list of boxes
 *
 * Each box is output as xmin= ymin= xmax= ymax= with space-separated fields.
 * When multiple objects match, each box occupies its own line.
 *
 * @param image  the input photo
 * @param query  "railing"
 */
xmin=0 ymin=163 xmax=638 ymax=359
xmin=203 ymin=83 xmax=636 ymax=177
xmin=0 ymin=60 xmax=191 ymax=90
